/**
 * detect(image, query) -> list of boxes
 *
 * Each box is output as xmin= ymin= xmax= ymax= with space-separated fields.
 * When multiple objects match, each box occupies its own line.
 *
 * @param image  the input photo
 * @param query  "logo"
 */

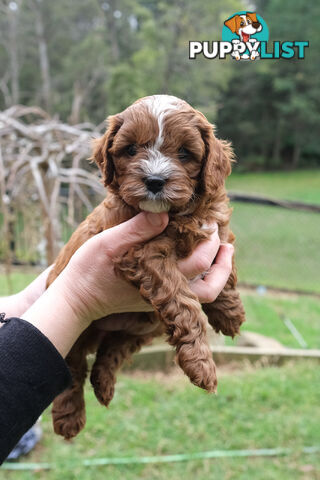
xmin=189 ymin=11 xmax=309 ymax=61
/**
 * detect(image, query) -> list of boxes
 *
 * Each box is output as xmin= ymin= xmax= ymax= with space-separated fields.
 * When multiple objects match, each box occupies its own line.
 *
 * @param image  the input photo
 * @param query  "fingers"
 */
xmin=97 ymin=212 xmax=169 ymax=257
xmin=190 ymin=243 xmax=234 ymax=303
xmin=178 ymin=224 xmax=219 ymax=279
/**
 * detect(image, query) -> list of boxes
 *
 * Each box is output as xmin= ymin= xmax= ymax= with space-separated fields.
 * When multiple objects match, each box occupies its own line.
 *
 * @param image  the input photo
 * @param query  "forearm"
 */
xmin=0 ymin=317 xmax=71 ymax=463
xmin=22 ymin=277 xmax=90 ymax=358
xmin=0 ymin=293 xmax=27 ymax=318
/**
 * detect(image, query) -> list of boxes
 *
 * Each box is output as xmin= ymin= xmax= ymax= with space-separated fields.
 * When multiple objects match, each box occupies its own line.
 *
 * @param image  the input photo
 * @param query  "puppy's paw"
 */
xmin=90 ymin=367 xmax=115 ymax=407
xmin=176 ymin=343 xmax=217 ymax=393
xmin=52 ymin=408 xmax=86 ymax=440
xmin=231 ymin=51 xmax=241 ymax=61
xmin=250 ymin=50 xmax=260 ymax=60
xmin=189 ymin=356 xmax=217 ymax=393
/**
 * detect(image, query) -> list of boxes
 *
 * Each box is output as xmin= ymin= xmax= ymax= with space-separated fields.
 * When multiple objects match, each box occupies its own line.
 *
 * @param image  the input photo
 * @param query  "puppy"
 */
xmin=47 ymin=95 xmax=245 ymax=439
xmin=224 ymin=12 xmax=262 ymax=43
xmin=224 ymin=12 xmax=262 ymax=60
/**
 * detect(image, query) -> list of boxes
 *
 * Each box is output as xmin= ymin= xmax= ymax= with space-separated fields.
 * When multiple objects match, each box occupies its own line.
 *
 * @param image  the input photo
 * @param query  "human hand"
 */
xmin=57 ymin=214 xmax=232 ymax=332
xmin=22 ymin=212 xmax=233 ymax=357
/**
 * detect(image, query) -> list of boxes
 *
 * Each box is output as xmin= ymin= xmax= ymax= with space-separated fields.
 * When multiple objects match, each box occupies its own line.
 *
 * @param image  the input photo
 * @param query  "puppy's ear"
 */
xmin=199 ymin=117 xmax=234 ymax=195
xmin=247 ymin=12 xmax=258 ymax=23
xmin=91 ymin=114 xmax=123 ymax=186
xmin=224 ymin=15 xmax=238 ymax=33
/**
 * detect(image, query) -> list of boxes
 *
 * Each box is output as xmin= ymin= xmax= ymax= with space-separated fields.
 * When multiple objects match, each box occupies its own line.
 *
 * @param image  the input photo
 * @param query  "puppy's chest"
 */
xmin=165 ymin=219 xmax=210 ymax=259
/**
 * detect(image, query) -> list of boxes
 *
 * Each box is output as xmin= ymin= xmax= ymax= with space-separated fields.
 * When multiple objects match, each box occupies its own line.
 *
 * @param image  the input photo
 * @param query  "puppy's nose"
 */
xmin=144 ymin=175 xmax=166 ymax=194
xmin=252 ymin=21 xmax=260 ymax=28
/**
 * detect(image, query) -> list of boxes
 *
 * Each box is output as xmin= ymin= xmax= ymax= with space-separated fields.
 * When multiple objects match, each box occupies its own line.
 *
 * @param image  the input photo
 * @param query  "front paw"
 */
xmin=250 ymin=50 xmax=260 ymax=60
xmin=231 ymin=51 xmax=241 ymax=61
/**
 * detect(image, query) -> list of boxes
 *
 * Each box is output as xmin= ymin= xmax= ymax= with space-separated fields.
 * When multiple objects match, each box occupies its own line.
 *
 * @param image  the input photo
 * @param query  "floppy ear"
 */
xmin=91 ymin=114 xmax=123 ymax=187
xmin=199 ymin=117 xmax=234 ymax=195
xmin=224 ymin=15 xmax=238 ymax=33
xmin=246 ymin=12 xmax=258 ymax=23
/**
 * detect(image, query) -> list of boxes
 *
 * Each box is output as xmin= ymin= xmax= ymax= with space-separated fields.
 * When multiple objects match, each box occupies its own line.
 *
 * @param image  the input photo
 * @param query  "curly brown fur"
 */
xmin=47 ymin=95 xmax=245 ymax=439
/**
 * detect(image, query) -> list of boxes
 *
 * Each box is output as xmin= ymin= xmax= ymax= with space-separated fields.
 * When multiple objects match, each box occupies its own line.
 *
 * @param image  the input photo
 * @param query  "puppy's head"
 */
xmin=93 ymin=95 xmax=233 ymax=213
xmin=224 ymin=12 xmax=262 ymax=40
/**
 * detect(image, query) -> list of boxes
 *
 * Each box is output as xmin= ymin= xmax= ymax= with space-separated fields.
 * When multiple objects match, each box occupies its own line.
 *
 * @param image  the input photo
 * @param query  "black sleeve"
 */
xmin=0 ymin=317 xmax=72 ymax=464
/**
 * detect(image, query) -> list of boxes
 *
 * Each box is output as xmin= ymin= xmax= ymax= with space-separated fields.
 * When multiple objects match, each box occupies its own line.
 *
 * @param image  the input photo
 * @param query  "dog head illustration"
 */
xmin=224 ymin=12 xmax=262 ymax=42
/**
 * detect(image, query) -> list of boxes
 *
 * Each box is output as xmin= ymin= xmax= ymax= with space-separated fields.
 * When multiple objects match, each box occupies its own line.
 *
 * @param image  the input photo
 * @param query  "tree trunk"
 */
xmin=7 ymin=6 xmax=20 ymax=104
xmin=33 ymin=0 xmax=51 ymax=112
xmin=161 ymin=10 xmax=182 ymax=93
xmin=103 ymin=0 xmax=120 ymax=62
xmin=272 ymin=119 xmax=282 ymax=167
xmin=69 ymin=81 xmax=84 ymax=125
xmin=292 ymin=143 xmax=301 ymax=168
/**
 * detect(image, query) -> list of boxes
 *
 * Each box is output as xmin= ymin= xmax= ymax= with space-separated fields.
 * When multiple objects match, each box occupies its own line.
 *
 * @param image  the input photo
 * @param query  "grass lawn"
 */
xmin=227 ymin=169 xmax=320 ymax=205
xmin=230 ymin=293 xmax=320 ymax=349
xmin=0 ymin=270 xmax=39 ymax=296
xmin=227 ymin=169 xmax=320 ymax=292
xmin=1 ymin=362 xmax=319 ymax=480
xmin=225 ymin=170 xmax=320 ymax=293
xmin=230 ymin=202 xmax=320 ymax=292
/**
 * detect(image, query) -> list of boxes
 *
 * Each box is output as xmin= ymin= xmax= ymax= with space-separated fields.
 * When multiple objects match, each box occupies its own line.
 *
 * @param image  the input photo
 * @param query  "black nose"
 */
xmin=144 ymin=175 xmax=166 ymax=194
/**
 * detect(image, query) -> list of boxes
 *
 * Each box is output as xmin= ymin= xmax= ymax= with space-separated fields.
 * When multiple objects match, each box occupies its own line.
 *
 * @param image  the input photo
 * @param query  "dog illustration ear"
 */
xmin=224 ymin=15 xmax=238 ymax=33
xmin=198 ymin=116 xmax=234 ymax=195
xmin=246 ymin=12 xmax=258 ymax=23
xmin=91 ymin=114 xmax=123 ymax=187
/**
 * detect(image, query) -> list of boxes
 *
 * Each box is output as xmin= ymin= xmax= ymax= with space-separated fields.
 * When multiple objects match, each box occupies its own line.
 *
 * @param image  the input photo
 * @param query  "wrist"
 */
xmin=22 ymin=278 xmax=90 ymax=358
xmin=0 ymin=292 xmax=27 ymax=318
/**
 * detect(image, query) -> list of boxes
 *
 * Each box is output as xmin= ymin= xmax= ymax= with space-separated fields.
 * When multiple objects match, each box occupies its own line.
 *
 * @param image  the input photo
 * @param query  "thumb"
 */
xmin=98 ymin=212 xmax=169 ymax=256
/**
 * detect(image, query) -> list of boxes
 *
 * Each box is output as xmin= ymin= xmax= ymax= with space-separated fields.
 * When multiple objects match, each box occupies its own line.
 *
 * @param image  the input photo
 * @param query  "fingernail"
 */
xmin=146 ymin=212 xmax=164 ymax=227
xmin=226 ymin=243 xmax=234 ymax=252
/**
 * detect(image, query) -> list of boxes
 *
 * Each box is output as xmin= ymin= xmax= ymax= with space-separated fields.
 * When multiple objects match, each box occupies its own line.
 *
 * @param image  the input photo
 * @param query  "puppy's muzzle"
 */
xmin=144 ymin=175 xmax=166 ymax=194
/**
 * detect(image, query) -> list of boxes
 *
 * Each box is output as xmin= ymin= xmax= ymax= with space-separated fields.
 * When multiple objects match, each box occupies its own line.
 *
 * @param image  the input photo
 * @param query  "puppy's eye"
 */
xmin=240 ymin=21 xmax=245 ymax=26
xmin=178 ymin=147 xmax=191 ymax=162
xmin=247 ymin=19 xmax=251 ymax=24
xmin=126 ymin=144 xmax=137 ymax=156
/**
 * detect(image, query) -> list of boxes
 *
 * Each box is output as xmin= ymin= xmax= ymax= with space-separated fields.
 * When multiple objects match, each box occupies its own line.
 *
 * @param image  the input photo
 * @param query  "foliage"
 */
xmin=218 ymin=0 xmax=320 ymax=169
xmin=2 ymin=0 xmax=318 ymax=168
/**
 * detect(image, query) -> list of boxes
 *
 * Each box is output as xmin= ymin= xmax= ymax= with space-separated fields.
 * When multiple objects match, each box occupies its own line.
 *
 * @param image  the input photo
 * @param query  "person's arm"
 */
xmin=0 ymin=266 xmax=53 ymax=319
xmin=0 ymin=212 xmax=233 ymax=462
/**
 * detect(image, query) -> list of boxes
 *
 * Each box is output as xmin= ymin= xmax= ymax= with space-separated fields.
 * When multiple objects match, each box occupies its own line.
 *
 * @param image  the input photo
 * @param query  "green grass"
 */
xmin=230 ymin=202 xmax=320 ymax=292
xmin=233 ymin=294 xmax=320 ymax=349
xmin=227 ymin=169 xmax=320 ymax=291
xmin=1 ymin=362 xmax=319 ymax=480
xmin=227 ymin=170 xmax=320 ymax=204
xmin=0 ymin=270 xmax=38 ymax=296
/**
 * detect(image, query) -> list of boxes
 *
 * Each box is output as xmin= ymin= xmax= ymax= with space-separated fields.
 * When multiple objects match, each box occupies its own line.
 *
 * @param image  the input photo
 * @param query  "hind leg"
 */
xmin=90 ymin=313 xmax=156 ymax=407
xmin=52 ymin=341 xmax=88 ymax=439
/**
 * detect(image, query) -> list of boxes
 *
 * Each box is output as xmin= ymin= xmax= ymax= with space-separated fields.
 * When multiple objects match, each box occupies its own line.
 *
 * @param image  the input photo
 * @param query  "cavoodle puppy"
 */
xmin=47 ymin=94 xmax=245 ymax=439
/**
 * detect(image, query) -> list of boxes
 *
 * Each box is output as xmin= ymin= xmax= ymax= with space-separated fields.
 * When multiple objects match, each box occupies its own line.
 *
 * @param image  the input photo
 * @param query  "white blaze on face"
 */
xmin=138 ymin=95 xmax=186 ymax=213
xmin=144 ymin=94 xmax=184 ymax=148
xmin=140 ymin=150 xmax=172 ymax=179
xmin=140 ymin=95 xmax=185 ymax=178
